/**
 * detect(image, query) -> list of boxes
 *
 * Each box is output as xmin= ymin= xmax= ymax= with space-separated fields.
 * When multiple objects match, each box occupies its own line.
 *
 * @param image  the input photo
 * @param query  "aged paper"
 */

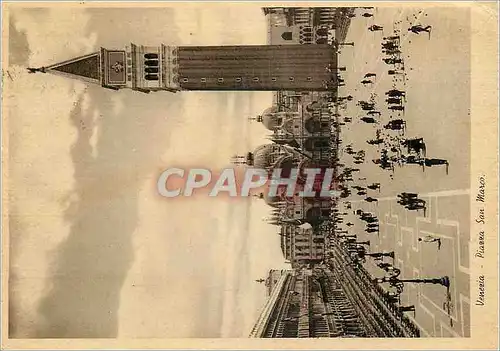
xmin=1 ymin=1 xmax=498 ymax=349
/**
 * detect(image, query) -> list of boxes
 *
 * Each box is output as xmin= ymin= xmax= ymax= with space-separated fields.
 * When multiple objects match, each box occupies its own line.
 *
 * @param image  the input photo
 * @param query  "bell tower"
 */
xmin=29 ymin=43 xmax=338 ymax=93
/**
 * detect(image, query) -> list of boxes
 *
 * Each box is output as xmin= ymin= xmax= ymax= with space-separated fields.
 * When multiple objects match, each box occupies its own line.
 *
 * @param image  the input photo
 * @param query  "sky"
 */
xmin=6 ymin=5 xmax=289 ymax=338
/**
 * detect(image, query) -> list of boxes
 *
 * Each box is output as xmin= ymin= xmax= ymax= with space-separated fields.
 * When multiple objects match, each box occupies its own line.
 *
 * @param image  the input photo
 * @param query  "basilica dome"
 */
xmin=260 ymin=106 xmax=282 ymax=130
xmin=252 ymin=144 xmax=278 ymax=169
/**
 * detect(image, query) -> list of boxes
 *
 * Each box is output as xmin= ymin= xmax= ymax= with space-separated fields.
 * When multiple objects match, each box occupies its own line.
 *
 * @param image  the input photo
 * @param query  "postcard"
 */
xmin=2 ymin=2 xmax=498 ymax=350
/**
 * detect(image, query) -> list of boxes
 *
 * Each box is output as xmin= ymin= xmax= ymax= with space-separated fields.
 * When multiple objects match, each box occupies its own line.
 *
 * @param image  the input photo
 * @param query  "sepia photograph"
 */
xmin=2 ymin=2 xmax=498 ymax=349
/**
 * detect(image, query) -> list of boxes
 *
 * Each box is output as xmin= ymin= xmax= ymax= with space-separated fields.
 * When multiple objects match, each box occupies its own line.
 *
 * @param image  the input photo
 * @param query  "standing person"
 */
xmin=399 ymin=305 xmax=416 ymax=316
xmin=418 ymin=235 xmax=442 ymax=250
xmin=382 ymin=42 xmax=398 ymax=50
xmin=367 ymin=138 xmax=384 ymax=145
xmin=401 ymin=137 xmax=426 ymax=155
xmin=389 ymin=105 xmax=405 ymax=111
xmin=399 ymin=192 xmax=419 ymax=199
xmin=383 ymin=49 xmax=402 ymax=55
xmin=384 ymin=119 xmax=406 ymax=131
xmin=361 ymin=116 xmax=378 ymax=124
xmin=423 ymin=158 xmax=450 ymax=174
xmin=406 ymin=200 xmax=427 ymax=216
xmin=386 ymin=89 xmax=405 ymax=97
xmin=367 ymin=183 xmax=381 ymax=191
xmin=384 ymin=35 xmax=400 ymax=41
xmin=383 ymin=58 xmax=403 ymax=65
xmin=386 ymin=97 xmax=402 ymax=104
xmin=369 ymin=24 xmax=384 ymax=31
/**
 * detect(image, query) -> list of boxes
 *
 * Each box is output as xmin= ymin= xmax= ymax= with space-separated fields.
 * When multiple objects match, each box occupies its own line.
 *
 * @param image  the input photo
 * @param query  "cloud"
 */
xmin=8 ymin=14 xmax=30 ymax=66
xmin=12 ymin=8 xmax=97 ymax=66
xmin=7 ymin=7 xmax=97 ymax=338
xmin=89 ymin=109 xmax=100 ymax=158
xmin=6 ymin=66 xmax=82 ymax=338
xmin=111 ymin=95 xmax=124 ymax=116
xmin=8 ymin=5 xmax=283 ymax=339
xmin=173 ymin=5 xmax=267 ymax=45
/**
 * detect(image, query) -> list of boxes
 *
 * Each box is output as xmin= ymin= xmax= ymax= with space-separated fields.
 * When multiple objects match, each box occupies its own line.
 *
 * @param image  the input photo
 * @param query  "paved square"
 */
xmin=338 ymin=7 xmax=471 ymax=337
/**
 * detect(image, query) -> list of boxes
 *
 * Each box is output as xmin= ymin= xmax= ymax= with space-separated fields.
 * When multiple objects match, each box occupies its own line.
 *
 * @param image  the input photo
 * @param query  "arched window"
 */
xmin=281 ymin=31 xmax=293 ymax=41
xmin=145 ymin=67 xmax=159 ymax=73
xmin=144 ymin=53 xmax=159 ymax=60
xmin=316 ymin=28 xmax=328 ymax=36
xmin=145 ymin=74 xmax=158 ymax=81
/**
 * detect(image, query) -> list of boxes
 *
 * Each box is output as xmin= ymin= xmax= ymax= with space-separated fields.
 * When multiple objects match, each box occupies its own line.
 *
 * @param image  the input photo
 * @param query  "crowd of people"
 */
xmin=325 ymin=7 xmax=448 ymax=320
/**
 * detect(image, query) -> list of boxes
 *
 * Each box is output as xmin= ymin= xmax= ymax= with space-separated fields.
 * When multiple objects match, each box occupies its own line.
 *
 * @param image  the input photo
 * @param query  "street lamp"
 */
xmin=346 ymin=239 xmax=370 ymax=247
xmin=399 ymin=276 xmax=450 ymax=288
xmin=375 ymin=275 xmax=451 ymax=293
xmin=364 ymin=251 xmax=395 ymax=260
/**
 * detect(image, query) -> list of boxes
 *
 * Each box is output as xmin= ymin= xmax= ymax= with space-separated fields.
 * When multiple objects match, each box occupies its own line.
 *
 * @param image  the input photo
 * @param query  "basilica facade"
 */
xmin=246 ymin=7 xmax=348 ymax=229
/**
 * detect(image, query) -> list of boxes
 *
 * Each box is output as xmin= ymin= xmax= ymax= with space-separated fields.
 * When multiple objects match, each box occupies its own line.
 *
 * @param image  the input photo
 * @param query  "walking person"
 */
xmin=408 ymin=24 xmax=432 ymax=34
